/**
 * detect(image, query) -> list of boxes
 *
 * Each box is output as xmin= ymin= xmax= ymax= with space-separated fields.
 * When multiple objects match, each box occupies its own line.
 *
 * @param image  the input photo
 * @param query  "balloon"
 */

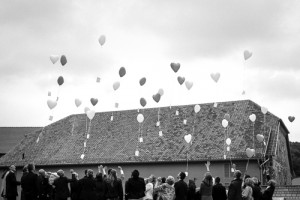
xmin=87 ymin=134 xmax=90 ymax=139
xmin=224 ymin=114 xmax=230 ymax=121
xmin=158 ymin=88 xmax=164 ymax=96
xmin=246 ymin=148 xmax=255 ymax=158
xmin=139 ymin=137 xmax=143 ymax=143
xmin=139 ymin=77 xmax=146 ymax=86
xmin=210 ymin=73 xmax=220 ymax=83
xmin=47 ymin=100 xmax=57 ymax=110
xmin=226 ymin=138 xmax=231 ymax=145
xmin=185 ymin=81 xmax=193 ymax=90
xmin=75 ymin=98 xmax=82 ymax=107
xmin=119 ymin=67 xmax=126 ymax=77
xmin=135 ymin=150 xmax=139 ymax=156
xmin=244 ymin=50 xmax=252 ymax=60
xmin=60 ymin=55 xmax=67 ymax=66
xmin=90 ymin=98 xmax=98 ymax=106
xmin=98 ymin=35 xmax=106 ymax=46
xmin=176 ymin=110 xmax=179 ymax=115
xmin=86 ymin=110 xmax=95 ymax=120
xmin=177 ymin=76 xmax=185 ymax=85
xmin=137 ymin=113 xmax=144 ymax=123
xmin=50 ymin=55 xmax=59 ymax=64
xmin=170 ymin=63 xmax=180 ymax=73
xmin=152 ymin=93 xmax=161 ymax=103
xmin=184 ymin=134 xmax=192 ymax=143
xmin=224 ymin=155 xmax=226 ymax=159
xmin=256 ymin=134 xmax=264 ymax=142
xmin=159 ymin=131 xmax=163 ymax=137
xmin=84 ymin=141 xmax=86 ymax=147
xmin=288 ymin=116 xmax=295 ymax=122
xmin=222 ymin=119 xmax=228 ymax=128
xmin=140 ymin=98 xmax=147 ymax=107
xmin=249 ymin=114 xmax=256 ymax=122
xmin=261 ymin=107 xmax=268 ymax=115
xmin=213 ymin=102 xmax=218 ymax=108
xmin=183 ymin=119 xmax=187 ymax=125
xmin=96 ymin=77 xmax=101 ymax=82
xmin=185 ymin=172 xmax=188 ymax=177
xmin=194 ymin=104 xmax=201 ymax=113
xmin=84 ymin=107 xmax=90 ymax=114
xmin=113 ymin=81 xmax=120 ymax=91
xmin=49 ymin=116 xmax=53 ymax=121
xmin=80 ymin=154 xmax=85 ymax=159
xmin=48 ymin=91 xmax=51 ymax=96
xmin=156 ymin=121 xmax=160 ymax=127
xmin=227 ymin=146 xmax=230 ymax=151
xmin=115 ymin=103 xmax=119 ymax=108
xmin=57 ymin=76 xmax=64 ymax=86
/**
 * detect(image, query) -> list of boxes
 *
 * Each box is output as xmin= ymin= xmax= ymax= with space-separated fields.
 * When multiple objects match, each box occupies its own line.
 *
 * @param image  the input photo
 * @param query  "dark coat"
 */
xmin=125 ymin=177 xmax=145 ymax=199
xmin=262 ymin=186 xmax=274 ymax=200
xmin=70 ymin=175 xmax=80 ymax=200
xmin=228 ymin=178 xmax=243 ymax=200
xmin=187 ymin=186 xmax=196 ymax=200
xmin=53 ymin=176 xmax=72 ymax=200
xmin=5 ymin=171 xmax=21 ymax=198
xmin=212 ymin=183 xmax=227 ymax=200
xmin=95 ymin=180 xmax=105 ymax=200
xmin=174 ymin=180 xmax=188 ymax=200
xmin=21 ymin=171 xmax=39 ymax=200
xmin=252 ymin=185 xmax=262 ymax=200
xmin=104 ymin=178 xmax=123 ymax=200
xmin=79 ymin=176 xmax=97 ymax=200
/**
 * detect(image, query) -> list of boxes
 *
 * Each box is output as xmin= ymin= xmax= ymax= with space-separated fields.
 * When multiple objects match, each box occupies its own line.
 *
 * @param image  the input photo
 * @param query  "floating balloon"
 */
xmin=184 ymin=134 xmax=192 ymax=143
xmin=226 ymin=138 xmax=231 ymax=145
xmin=113 ymin=81 xmax=120 ymax=91
xmin=50 ymin=55 xmax=59 ymax=64
xmin=246 ymin=148 xmax=255 ymax=158
xmin=249 ymin=114 xmax=256 ymax=122
xmin=194 ymin=104 xmax=201 ymax=113
xmin=139 ymin=77 xmax=146 ymax=86
xmin=244 ymin=50 xmax=252 ymax=60
xmin=84 ymin=141 xmax=86 ymax=148
xmin=57 ymin=76 xmax=64 ymax=86
xmin=158 ymin=88 xmax=164 ymax=96
xmin=210 ymin=73 xmax=220 ymax=83
xmin=119 ymin=67 xmax=126 ymax=77
xmin=227 ymin=146 xmax=230 ymax=151
xmin=288 ymin=116 xmax=295 ymax=122
xmin=98 ymin=35 xmax=106 ymax=46
xmin=135 ymin=150 xmax=139 ymax=156
xmin=156 ymin=121 xmax=160 ymax=127
xmin=224 ymin=114 xmax=230 ymax=121
xmin=49 ymin=116 xmax=53 ymax=121
xmin=176 ymin=110 xmax=179 ymax=115
xmin=261 ymin=107 xmax=268 ymax=115
xmin=90 ymin=98 xmax=98 ymax=106
xmin=86 ymin=110 xmax=95 ymax=120
xmin=47 ymin=100 xmax=57 ymax=110
xmin=139 ymin=137 xmax=143 ymax=143
xmin=80 ymin=154 xmax=85 ymax=159
xmin=256 ymin=134 xmax=264 ymax=142
xmin=159 ymin=131 xmax=163 ymax=137
xmin=152 ymin=93 xmax=161 ymax=103
xmin=183 ymin=119 xmax=187 ymax=125
xmin=140 ymin=98 xmax=147 ymax=107
xmin=115 ymin=103 xmax=119 ymax=108
xmin=96 ymin=77 xmax=101 ymax=82
xmin=84 ymin=107 xmax=90 ymax=114
xmin=87 ymin=134 xmax=90 ymax=139
xmin=60 ymin=55 xmax=67 ymax=66
xmin=185 ymin=81 xmax=193 ymax=90
xmin=137 ymin=113 xmax=144 ymax=123
xmin=222 ymin=119 xmax=228 ymax=128
xmin=170 ymin=63 xmax=180 ymax=73
xmin=213 ymin=102 xmax=218 ymax=108
xmin=75 ymin=99 xmax=82 ymax=107
xmin=48 ymin=91 xmax=51 ymax=96
xmin=177 ymin=76 xmax=185 ymax=85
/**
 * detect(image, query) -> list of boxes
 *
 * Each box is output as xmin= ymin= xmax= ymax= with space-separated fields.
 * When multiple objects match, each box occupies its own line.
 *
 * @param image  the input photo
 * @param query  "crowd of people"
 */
xmin=1 ymin=164 xmax=276 ymax=200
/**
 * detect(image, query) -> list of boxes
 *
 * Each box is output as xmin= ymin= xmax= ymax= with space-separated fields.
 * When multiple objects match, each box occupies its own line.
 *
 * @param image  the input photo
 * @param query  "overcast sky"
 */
xmin=0 ymin=0 xmax=299 ymax=142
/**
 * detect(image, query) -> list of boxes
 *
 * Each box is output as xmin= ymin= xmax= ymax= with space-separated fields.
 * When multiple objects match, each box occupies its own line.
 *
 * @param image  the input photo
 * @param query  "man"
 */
xmin=228 ymin=170 xmax=243 ymax=200
xmin=5 ymin=165 xmax=21 ymax=200
xmin=37 ymin=169 xmax=51 ymax=200
xmin=212 ymin=177 xmax=227 ymax=200
xmin=53 ymin=169 xmax=74 ymax=200
xmin=21 ymin=163 xmax=39 ymax=200
xmin=174 ymin=172 xmax=188 ymax=200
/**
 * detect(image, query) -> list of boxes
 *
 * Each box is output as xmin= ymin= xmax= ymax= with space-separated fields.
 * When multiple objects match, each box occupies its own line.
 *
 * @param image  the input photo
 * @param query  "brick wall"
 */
xmin=272 ymin=185 xmax=300 ymax=200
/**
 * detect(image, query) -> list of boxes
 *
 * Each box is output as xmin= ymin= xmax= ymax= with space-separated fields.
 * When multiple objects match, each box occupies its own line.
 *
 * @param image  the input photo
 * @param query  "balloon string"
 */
xmin=253 ymin=122 xmax=255 ymax=150
xmin=186 ymin=145 xmax=189 ymax=173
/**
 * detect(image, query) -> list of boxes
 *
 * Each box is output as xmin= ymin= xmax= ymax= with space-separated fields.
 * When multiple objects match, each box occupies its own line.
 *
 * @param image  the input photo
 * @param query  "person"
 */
xmin=154 ymin=176 xmax=175 ymax=200
xmin=104 ymin=169 xmax=123 ymax=200
xmin=187 ymin=179 xmax=196 ymax=200
xmin=70 ymin=171 xmax=80 ymax=200
xmin=48 ymin=172 xmax=59 ymax=200
xmin=228 ymin=170 xmax=243 ymax=200
xmin=95 ymin=172 xmax=105 ymax=200
xmin=52 ymin=169 xmax=73 ymax=200
xmin=212 ymin=177 xmax=227 ymax=200
xmin=21 ymin=163 xmax=39 ymax=200
xmin=1 ymin=167 xmax=10 ymax=200
xmin=79 ymin=169 xmax=97 ymax=200
xmin=4 ymin=165 xmax=21 ymax=200
xmin=252 ymin=177 xmax=262 ymax=200
xmin=262 ymin=180 xmax=275 ymax=200
xmin=144 ymin=176 xmax=154 ymax=200
xmin=174 ymin=172 xmax=188 ymax=200
xmin=20 ymin=165 xmax=28 ymax=200
xmin=197 ymin=172 xmax=213 ymax=200
xmin=125 ymin=169 xmax=145 ymax=200
xmin=242 ymin=178 xmax=253 ymax=200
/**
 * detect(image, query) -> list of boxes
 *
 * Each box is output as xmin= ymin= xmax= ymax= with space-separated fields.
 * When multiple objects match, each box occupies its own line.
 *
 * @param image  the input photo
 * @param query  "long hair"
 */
xmin=107 ymin=169 xmax=117 ymax=186
xmin=203 ymin=172 xmax=213 ymax=186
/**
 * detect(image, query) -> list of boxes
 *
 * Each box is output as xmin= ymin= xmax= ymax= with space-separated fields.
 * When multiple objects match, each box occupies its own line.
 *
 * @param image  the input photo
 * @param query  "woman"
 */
xmin=95 ymin=172 xmax=105 ymax=200
xmin=187 ymin=179 xmax=196 ymax=200
xmin=197 ymin=172 xmax=213 ymax=200
xmin=154 ymin=176 xmax=175 ymax=200
xmin=144 ymin=176 xmax=154 ymax=200
xmin=104 ymin=169 xmax=123 ymax=200
xmin=242 ymin=178 xmax=254 ymax=200
xmin=262 ymin=180 xmax=275 ymax=200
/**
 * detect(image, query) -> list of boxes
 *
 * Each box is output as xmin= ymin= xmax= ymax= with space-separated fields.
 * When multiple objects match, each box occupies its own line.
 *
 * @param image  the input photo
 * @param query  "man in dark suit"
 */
xmin=5 ymin=165 xmax=21 ymax=200
xmin=53 ymin=169 xmax=73 ymax=200
xmin=212 ymin=177 xmax=227 ymax=200
xmin=37 ymin=169 xmax=52 ymax=200
xmin=21 ymin=163 xmax=39 ymax=200
xmin=174 ymin=172 xmax=188 ymax=200
xmin=228 ymin=170 xmax=243 ymax=200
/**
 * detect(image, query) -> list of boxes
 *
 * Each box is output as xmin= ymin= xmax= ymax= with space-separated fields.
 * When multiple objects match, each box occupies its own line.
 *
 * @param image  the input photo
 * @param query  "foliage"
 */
xmin=290 ymin=142 xmax=300 ymax=177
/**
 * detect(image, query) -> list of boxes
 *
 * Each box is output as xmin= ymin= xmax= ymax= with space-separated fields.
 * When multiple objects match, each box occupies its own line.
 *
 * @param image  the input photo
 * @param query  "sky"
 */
xmin=0 ymin=0 xmax=299 ymax=142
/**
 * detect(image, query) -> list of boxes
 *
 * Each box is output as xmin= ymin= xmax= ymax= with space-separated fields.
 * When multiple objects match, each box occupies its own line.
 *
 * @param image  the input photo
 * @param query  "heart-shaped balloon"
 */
xmin=90 ymin=98 xmax=98 ymax=106
xmin=226 ymin=138 xmax=231 ymax=145
xmin=80 ymin=154 xmax=85 ymax=159
xmin=98 ymin=35 xmax=106 ymax=46
xmin=57 ymin=76 xmax=64 ymax=86
xmin=84 ymin=107 xmax=90 ymax=114
xmin=261 ymin=107 xmax=268 ymax=115
xmin=152 ymin=93 xmax=161 ymax=103
xmin=256 ymin=134 xmax=264 ymax=142
xmin=288 ymin=116 xmax=295 ymax=122
xmin=137 ymin=113 xmax=144 ymax=123
xmin=75 ymin=98 xmax=82 ymax=107
xmin=246 ymin=148 xmax=255 ymax=158
xmin=244 ymin=50 xmax=252 ymax=60
xmin=50 ymin=55 xmax=59 ymax=64
xmin=139 ymin=77 xmax=146 ymax=86
xmin=194 ymin=104 xmax=201 ymax=113
xmin=210 ymin=73 xmax=220 ymax=83
xmin=140 ymin=98 xmax=147 ymax=107
xmin=158 ymin=88 xmax=164 ymax=96
xmin=60 ymin=55 xmax=67 ymax=66
xmin=119 ymin=67 xmax=126 ymax=77
xmin=185 ymin=81 xmax=193 ymax=90
xmin=224 ymin=113 xmax=230 ymax=121
xmin=115 ymin=103 xmax=119 ymax=108
xmin=96 ymin=77 xmax=101 ymax=82
xmin=86 ymin=110 xmax=95 ymax=120
xmin=113 ymin=81 xmax=120 ymax=91
xmin=184 ymin=134 xmax=192 ymax=143
xmin=222 ymin=119 xmax=228 ymax=128
xmin=249 ymin=114 xmax=256 ymax=122
xmin=170 ymin=63 xmax=180 ymax=73
xmin=135 ymin=150 xmax=139 ymax=156
xmin=159 ymin=131 xmax=163 ymax=137
xmin=177 ymin=76 xmax=185 ymax=85
xmin=47 ymin=100 xmax=57 ymax=110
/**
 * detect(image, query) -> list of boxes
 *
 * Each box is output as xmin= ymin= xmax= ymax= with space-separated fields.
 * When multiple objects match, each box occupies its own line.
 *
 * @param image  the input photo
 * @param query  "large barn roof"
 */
xmin=0 ymin=100 xmax=288 ymax=167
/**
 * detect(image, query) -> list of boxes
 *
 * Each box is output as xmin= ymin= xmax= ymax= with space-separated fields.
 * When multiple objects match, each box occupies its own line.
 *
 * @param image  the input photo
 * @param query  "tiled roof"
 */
xmin=0 ymin=100 xmax=284 ymax=167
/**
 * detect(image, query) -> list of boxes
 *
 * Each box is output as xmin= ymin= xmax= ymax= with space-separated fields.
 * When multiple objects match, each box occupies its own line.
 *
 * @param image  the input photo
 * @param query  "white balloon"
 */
xmin=84 ymin=107 xmax=90 ymax=114
xmin=244 ymin=50 xmax=253 ymax=60
xmin=135 ymin=150 xmax=139 ymax=156
xmin=156 ymin=121 xmax=160 ymax=127
xmin=226 ymin=138 xmax=231 ymax=145
xmin=176 ymin=110 xmax=179 ymax=115
xmin=185 ymin=81 xmax=193 ymax=90
xmin=183 ymin=119 xmax=187 ymax=125
xmin=75 ymin=98 xmax=82 ymax=107
xmin=210 ymin=72 xmax=221 ymax=83
xmin=87 ymin=134 xmax=90 ymax=139
xmin=222 ymin=119 xmax=228 ymax=128
xmin=98 ymin=35 xmax=106 ymax=46
xmin=158 ymin=88 xmax=164 ymax=96
xmin=139 ymin=137 xmax=143 ymax=143
xmin=246 ymin=148 xmax=255 ymax=158
xmin=227 ymin=146 xmax=230 ymax=151
xmin=80 ymin=154 xmax=85 ymax=159
xmin=261 ymin=107 xmax=268 ymax=115
xmin=47 ymin=99 xmax=57 ymax=110
xmin=256 ymin=134 xmax=264 ymax=142
xmin=50 ymin=55 xmax=59 ymax=64
xmin=159 ymin=131 xmax=163 ymax=137
xmin=137 ymin=113 xmax=144 ymax=123
xmin=184 ymin=134 xmax=192 ymax=143
xmin=249 ymin=114 xmax=256 ymax=122
xmin=113 ymin=81 xmax=120 ymax=91
xmin=84 ymin=141 xmax=86 ymax=147
xmin=86 ymin=110 xmax=95 ymax=120
xmin=194 ymin=104 xmax=201 ymax=113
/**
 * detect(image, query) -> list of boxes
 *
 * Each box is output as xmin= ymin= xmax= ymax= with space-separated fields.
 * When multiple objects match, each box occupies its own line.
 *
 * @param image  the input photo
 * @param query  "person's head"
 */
xmin=9 ymin=165 xmax=16 ymax=172
xmin=233 ymin=170 xmax=242 ymax=180
xmin=252 ymin=177 xmax=258 ymax=185
xmin=203 ymin=172 xmax=213 ymax=186
xmin=22 ymin=165 xmax=28 ymax=173
xmin=87 ymin=169 xmax=93 ymax=178
xmin=267 ymin=179 xmax=276 ymax=188
xmin=161 ymin=177 xmax=166 ymax=183
xmin=244 ymin=174 xmax=251 ymax=181
xmin=178 ymin=172 xmax=186 ymax=180
xmin=244 ymin=178 xmax=254 ymax=187
xmin=166 ymin=176 xmax=175 ymax=185
xmin=57 ymin=169 xmax=64 ymax=177
xmin=27 ymin=163 xmax=35 ymax=172
xmin=96 ymin=172 xmax=103 ymax=182
xmin=39 ymin=169 xmax=46 ymax=177
xmin=215 ymin=177 xmax=221 ymax=184
xmin=131 ymin=169 xmax=139 ymax=179
xmin=188 ymin=179 xmax=196 ymax=189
